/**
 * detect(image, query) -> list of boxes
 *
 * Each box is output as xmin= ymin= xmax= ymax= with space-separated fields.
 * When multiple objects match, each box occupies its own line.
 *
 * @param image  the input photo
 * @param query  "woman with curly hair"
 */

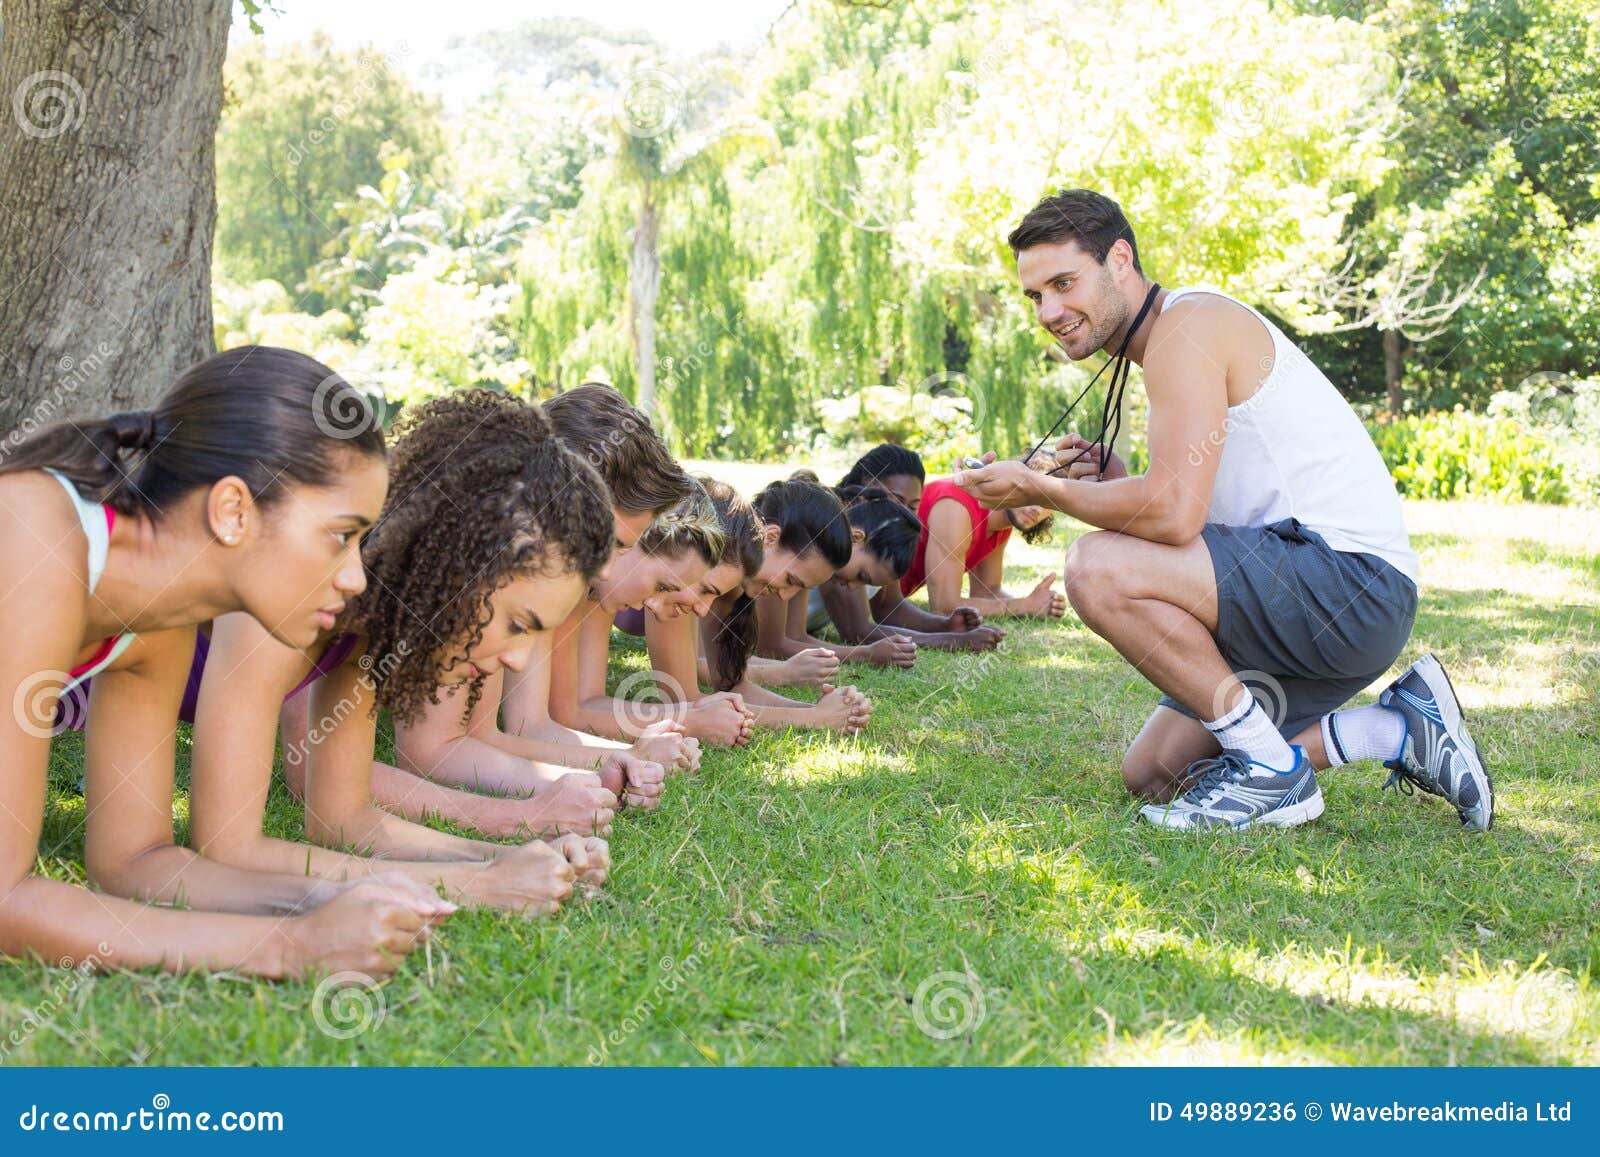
xmin=644 ymin=478 xmax=876 ymax=736
xmin=394 ymin=483 xmax=726 ymax=799
xmin=1 ymin=346 xmax=445 ymax=979
xmin=397 ymin=382 xmax=728 ymax=777
xmin=150 ymin=391 xmax=630 ymax=919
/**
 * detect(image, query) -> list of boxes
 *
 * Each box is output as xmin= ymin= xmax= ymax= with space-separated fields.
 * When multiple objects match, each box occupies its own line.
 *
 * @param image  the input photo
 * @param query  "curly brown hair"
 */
xmin=342 ymin=390 xmax=612 ymax=723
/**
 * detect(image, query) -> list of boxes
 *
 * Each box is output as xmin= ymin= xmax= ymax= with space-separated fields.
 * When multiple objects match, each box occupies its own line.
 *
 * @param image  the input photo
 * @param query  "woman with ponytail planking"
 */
xmin=0 ymin=347 xmax=448 ymax=979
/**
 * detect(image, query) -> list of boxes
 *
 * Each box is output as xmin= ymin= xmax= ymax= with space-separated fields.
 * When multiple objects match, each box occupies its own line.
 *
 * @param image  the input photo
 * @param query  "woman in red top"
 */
xmin=895 ymin=478 xmax=1065 ymax=619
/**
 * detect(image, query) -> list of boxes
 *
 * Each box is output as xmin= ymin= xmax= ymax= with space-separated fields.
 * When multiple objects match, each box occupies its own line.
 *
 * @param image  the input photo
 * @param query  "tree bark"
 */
xmin=1382 ymin=327 xmax=1405 ymax=418
xmin=629 ymin=192 xmax=660 ymax=418
xmin=0 ymin=0 xmax=232 ymax=435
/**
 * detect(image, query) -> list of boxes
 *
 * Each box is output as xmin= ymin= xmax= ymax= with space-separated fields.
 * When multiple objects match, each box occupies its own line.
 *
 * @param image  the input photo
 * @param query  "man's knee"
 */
xmin=1064 ymin=531 xmax=1125 ymax=621
xmin=1121 ymin=713 xmax=1214 ymax=802
xmin=1121 ymin=748 xmax=1183 ymax=802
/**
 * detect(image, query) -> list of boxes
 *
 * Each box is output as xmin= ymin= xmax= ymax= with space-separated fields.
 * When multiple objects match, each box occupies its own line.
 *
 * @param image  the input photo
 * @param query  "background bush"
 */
xmin=1368 ymin=410 xmax=1569 ymax=504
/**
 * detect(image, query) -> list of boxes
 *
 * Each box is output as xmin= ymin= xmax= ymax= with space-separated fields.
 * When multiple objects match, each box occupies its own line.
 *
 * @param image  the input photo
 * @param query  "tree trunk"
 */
xmin=0 ymin=0 xmax=232 ymax=435
xmin=629 ymin=192 xmax=661 ymax=418
xmin=1382 ymin=327 xmax=1405 ymax=418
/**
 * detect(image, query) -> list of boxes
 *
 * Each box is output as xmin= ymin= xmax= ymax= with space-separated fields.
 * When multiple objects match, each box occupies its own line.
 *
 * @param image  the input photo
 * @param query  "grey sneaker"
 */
xmin=1378 ymin=653 xmax=1493 ymax=831
xmin=1141 ymin=747 xmax=1323 ymax=831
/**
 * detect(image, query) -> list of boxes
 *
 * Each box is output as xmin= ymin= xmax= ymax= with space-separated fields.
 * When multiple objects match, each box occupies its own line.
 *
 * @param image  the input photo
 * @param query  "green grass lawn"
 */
xmin=4 ymin=498 xmax=1597 ymax=1066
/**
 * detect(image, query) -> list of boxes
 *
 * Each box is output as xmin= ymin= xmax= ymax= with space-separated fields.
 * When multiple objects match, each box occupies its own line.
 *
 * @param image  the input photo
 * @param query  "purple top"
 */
xmin=283 ymin=632 xmax=361 ymax=702
xmin=58 ymin=630 xmax=363 ymax=730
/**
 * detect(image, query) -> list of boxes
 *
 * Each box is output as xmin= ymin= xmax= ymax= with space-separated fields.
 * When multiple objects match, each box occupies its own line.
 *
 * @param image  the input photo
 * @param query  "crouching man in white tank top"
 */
xmin=956 ymin=188 xmax=1492 ymax=833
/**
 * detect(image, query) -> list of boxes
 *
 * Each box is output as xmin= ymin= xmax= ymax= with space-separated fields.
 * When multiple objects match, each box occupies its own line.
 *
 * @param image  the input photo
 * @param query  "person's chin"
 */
xmin=266 ymin=615 xmax=323 ymax=651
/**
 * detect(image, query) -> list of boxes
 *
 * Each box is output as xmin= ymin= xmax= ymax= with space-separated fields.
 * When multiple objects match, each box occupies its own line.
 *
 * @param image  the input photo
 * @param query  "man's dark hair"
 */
xmin=1006 ymin=188 xmax=1142 ymax=274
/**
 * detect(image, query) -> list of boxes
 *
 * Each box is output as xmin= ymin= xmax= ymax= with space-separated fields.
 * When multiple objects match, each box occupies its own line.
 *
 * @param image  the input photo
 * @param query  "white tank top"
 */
xmin=1164 ymin=288 xmax=1418 ymax=582
xmin=45 ymin=469 xmax=137 ymax=688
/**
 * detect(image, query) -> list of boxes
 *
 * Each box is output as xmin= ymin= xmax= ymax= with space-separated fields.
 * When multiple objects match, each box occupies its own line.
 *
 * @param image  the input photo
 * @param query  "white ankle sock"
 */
xmin=1321 ymin=704 xmax=1406 ymax=767
xmin=1205 ymin=694 xmax=1296 ymax=771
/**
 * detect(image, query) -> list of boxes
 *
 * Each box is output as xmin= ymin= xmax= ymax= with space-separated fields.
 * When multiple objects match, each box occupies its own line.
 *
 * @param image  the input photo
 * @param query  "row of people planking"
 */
xmin=0 ymin=347 xmax=1061 ymax=981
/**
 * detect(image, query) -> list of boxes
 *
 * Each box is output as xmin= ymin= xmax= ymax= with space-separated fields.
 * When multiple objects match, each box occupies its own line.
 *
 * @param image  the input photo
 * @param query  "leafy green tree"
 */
xmin=1296 ymin=0 xmax=1600 ymax=410
xmin=214 ymin=35 xmax=444 ymax=306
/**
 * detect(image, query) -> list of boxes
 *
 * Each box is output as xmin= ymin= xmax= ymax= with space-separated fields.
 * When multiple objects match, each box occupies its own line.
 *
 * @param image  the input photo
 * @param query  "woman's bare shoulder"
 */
xmin=0 ymin=470 xmax=91 ymax=583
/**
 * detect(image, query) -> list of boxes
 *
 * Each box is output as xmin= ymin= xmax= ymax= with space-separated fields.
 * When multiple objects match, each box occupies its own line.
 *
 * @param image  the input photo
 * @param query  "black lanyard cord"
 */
xmin=1019 ymin=282 xmax=1160 ymax=481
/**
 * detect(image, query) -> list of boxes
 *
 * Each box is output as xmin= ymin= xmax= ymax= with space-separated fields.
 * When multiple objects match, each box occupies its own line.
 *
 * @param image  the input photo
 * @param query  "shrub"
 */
xmin=815 ymin=385 xmax=982 ymax=473
xmin=1489 ymin=377 xmax=1600 ymax=507
xmin=1368 ymin=408 xmax=1569 ymax=504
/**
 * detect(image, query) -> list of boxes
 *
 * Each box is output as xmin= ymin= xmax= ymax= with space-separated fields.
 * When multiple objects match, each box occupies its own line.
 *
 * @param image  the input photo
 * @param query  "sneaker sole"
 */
xmin=1232 ymin=789 xmax=1325 ymax=831
xmin=1139 ymin=788 xmax=1325 ymax=832
xmin=1414 ymin=653 xmax=1495 ymax=831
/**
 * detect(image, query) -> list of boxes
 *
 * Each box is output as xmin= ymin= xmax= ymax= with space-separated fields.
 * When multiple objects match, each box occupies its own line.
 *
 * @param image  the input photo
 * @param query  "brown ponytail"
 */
xmin=698 ymin=478 xmax=764 ymax=691
xmin=0 ymin=346 xmax=385 ymax=519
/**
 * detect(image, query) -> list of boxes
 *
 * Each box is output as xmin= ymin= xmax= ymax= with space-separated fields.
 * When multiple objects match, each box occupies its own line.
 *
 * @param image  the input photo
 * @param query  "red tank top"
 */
xmin=899 ymin=478 xmax=1010 ymax=597
xmin=68 ymin=504 xmax=129 ymax=682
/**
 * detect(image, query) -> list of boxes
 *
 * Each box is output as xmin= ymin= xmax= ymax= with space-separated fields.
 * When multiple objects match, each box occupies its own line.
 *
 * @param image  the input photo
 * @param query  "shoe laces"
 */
xmin=1382 ymin=768 xmax=1416 ymax=796
xmin=1383 ymin=761 xmax=1440 ymax=798
xmin=1181 ymin=752 xmax=1251 ymax=802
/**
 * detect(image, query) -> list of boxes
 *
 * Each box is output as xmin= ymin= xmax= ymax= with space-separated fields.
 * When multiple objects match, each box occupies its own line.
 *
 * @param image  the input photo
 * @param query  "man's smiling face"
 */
xmin=1016 ymin=239 xmax=1133 ymax=361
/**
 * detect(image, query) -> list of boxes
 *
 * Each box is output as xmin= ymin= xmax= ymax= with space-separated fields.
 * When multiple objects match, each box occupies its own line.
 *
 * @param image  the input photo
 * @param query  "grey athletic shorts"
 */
xmin=1156 ymin=517 xmax=1418 ymax=738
